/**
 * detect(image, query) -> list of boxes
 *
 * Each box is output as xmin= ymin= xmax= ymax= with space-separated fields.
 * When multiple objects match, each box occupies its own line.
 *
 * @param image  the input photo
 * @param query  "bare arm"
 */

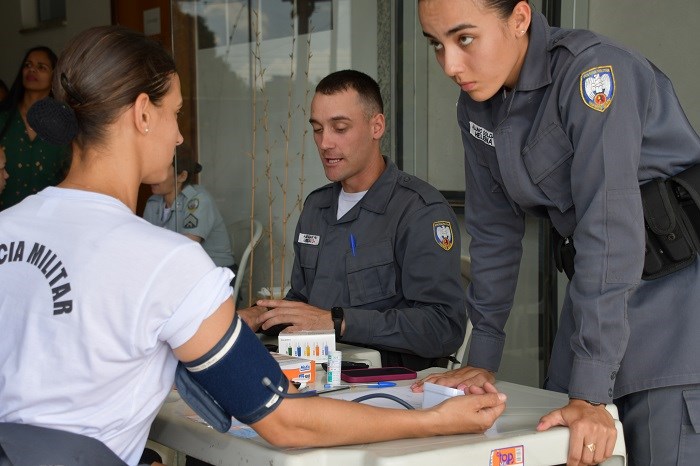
xmin=252 ymin=382 xmax=506 ymax=448
xmin=172 ymin=300 xmax=506 ymax=448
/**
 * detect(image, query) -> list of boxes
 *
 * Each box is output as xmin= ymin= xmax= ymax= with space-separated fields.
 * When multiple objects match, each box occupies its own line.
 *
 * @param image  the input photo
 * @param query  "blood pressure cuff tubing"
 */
xmin=174 ymin=314 xmax=288 ymax=432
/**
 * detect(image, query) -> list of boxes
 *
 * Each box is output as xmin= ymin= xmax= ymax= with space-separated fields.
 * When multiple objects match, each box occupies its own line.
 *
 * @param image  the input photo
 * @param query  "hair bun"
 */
xmin=27 ymin=98 xmax=78 ymax=146
xmin=194 ymin=163 xmax=203 ymax=175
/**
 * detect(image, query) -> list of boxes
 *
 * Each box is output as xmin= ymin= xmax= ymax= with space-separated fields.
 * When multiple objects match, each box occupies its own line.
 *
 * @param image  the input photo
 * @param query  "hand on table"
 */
xmin=410 ymin=365 xmax=495 ymax=393
xmin=537 ymin=399 xmax=617 ymax=466
xmin=255 ymin=299 xmax=335 ymax=333
xmin=430 ymin=382 xmax=506 ymax=434
xmin=236 ymin=305 xmax=268 ymax=332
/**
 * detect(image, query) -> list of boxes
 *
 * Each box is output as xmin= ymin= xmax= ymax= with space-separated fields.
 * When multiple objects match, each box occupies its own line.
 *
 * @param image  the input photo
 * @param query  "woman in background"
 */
xmin=143 ymin=144 xmax=235 ymax=272
xmin=0 ymin=146 xmax=9 ymax=194
xmin=0 ymin=46 xmax=70 ymax=210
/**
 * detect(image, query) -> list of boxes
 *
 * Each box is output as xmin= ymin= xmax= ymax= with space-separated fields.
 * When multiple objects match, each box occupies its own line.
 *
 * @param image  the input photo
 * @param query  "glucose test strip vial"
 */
xmin=327 ymin=350 xmax=342 ymax=386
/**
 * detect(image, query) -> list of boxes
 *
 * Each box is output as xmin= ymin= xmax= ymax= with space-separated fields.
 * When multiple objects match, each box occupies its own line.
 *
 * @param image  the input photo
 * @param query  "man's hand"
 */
xmin=236 ymin=305 xmax=268 ymax=332
xmin=537 ymin=399 xmax=617 ymax=466
xmin=255 ymin=299 xmax=334 ymax=332
xmin=410 ymin=365 xmax=495 ymax=392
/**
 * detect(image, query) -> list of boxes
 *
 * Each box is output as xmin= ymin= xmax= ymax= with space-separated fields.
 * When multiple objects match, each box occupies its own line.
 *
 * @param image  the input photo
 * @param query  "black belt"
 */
xmin=553 ymin=164 xmax=700 ymax=281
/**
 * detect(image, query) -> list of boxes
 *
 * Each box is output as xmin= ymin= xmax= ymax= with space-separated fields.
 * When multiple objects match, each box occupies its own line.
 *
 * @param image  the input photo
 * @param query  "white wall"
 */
xmin=586 ymin=0 xmax=700 ymax=131
xmin=193 ymin=0 xmax=378 ymax=301
xmin=0 ymin=0 xmax=111 ymax=85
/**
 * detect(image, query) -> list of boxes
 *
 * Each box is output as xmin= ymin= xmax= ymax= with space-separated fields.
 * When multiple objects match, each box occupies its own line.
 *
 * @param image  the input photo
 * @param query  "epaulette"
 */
xmin=397 ymin=173 xmax=445 ymax=205
xmin=550 ymin=29 xmax=600 ymax=56
xmin=303 ymin=181 xmax=335 ymax=207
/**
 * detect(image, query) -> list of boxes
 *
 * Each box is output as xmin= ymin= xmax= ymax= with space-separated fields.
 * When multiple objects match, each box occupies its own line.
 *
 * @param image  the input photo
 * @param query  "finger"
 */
xmin=411 ymin=374 xmax=442 ymax=391
xmin=261 ymin=314 xmax=296 ymax=330
xmin=596 ymin=430 xmax=616 ymax=464
xmin=482 ymin=382 xmax=499 ymax=394
xmin=256 ymin=299 xmax=288 ymax=308
xmin=474 ymin=392 xmax=507 ymax=410
xmin=466 ymin=385 xmax=485 ymax=395
xmin=536 ymin=409 xmax=565 ymax=431
xmin=567 ymin=428 xmax=585 ymax=466
xmin=410 ymin=380 xmax=425 ymax=392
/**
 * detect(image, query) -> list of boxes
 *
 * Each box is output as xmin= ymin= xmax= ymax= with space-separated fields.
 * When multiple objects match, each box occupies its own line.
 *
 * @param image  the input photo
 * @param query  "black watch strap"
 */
xmin=330 ymin=306 xmax=344 ymax=340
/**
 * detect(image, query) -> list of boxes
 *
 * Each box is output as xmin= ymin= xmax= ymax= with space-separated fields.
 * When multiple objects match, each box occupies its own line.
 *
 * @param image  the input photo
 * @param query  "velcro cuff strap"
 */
xmin=175 ymin=363 xmax=231 ymax=433
xmin=181 ymin=314 xmax=288 ymax=427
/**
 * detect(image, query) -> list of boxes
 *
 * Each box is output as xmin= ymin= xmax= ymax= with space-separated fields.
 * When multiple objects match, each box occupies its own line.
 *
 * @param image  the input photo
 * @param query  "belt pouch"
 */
xmin=641 ymin=175 xmax=698 ymax=280
xmin=552 ymin=228 xmax=576 ymax=280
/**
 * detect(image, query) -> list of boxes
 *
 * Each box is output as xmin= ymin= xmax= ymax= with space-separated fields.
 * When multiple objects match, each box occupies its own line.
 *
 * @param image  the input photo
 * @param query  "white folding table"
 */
xmin=149 ymin=369 xmax=626 ymax=465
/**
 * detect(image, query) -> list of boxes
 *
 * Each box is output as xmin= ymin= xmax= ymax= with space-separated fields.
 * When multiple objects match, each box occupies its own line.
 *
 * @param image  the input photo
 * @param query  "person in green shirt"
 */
xmin=0 ymin=46 xmax=70 ymax=211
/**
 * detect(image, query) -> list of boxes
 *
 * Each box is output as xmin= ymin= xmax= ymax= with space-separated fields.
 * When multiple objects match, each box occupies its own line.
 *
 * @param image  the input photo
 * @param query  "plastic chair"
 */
xmin=447 ymin=256 xmax=474 ymax=370
xmin=228 ymin=219 xmax=263 ymax=306
xmin=0 ymin=423 xmax=126 ymax=465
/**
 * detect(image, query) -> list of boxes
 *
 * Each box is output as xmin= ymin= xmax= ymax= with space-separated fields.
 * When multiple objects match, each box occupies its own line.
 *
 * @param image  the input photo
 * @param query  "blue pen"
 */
xmin=349 ymin=234 xmax=356 ymax=256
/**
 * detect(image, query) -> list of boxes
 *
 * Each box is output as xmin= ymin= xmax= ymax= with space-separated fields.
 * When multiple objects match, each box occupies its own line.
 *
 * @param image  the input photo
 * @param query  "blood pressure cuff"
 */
xmin=641 ymin=165 xmax=700 ymax=280
xmin=174 ymin=314 xmax=288 ymax=432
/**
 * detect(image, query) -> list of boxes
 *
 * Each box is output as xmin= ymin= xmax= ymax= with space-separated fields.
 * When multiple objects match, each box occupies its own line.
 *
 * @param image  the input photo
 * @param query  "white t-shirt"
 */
xmin=337 ymin=189 xmax=367 ymax=219
xmin=0 ymin=187 xmax=232 ymax=465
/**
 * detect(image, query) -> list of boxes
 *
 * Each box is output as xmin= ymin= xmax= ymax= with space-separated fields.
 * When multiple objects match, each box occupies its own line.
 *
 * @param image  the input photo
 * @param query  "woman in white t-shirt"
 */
xmin=0 ymin=25 xmax=507 ymax=466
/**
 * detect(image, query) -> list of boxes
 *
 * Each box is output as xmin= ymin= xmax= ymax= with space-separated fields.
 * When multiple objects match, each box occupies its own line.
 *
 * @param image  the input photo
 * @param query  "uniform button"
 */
xmin=608 ymin=388 xmax=613 ymax=397
xmin=402 ymin=176 xmax=411 ymax=182
xmin=610 ymin=371 xmax=617 ymax=380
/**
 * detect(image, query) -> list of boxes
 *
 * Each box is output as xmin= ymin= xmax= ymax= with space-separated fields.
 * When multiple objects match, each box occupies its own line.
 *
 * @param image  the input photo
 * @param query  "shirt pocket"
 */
xmin=522 ymin=123 xmax=574 ymax=213
xmin=680 ymin=389 xmax=700 ymax=462
xmin=345 ymin=239 xmax=396 ymax=307
xmin=299 ymin=245 xmax=319 ymax=286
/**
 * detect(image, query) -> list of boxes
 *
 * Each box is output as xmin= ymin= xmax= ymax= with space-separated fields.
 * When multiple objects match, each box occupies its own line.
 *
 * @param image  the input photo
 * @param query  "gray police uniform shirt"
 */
xmin=143 ymin=185 xmax=235 ymax=268
xmin=288 ymin=158 xmax=466 ymax=371
xmin=460 ymin=11 xmax=700 ymax=403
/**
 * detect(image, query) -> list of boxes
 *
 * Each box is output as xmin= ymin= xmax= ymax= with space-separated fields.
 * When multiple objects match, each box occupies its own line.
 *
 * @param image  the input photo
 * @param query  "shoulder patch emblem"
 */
xmin=433 ymin=221 xmax=454 ymax=251
xmin=187 ymin=198 xmax=199 ymax=211
xmin=183 ymin=214 xmax=198 ymax=229
xmin=580 ymin=66 xmax=615 ymax=112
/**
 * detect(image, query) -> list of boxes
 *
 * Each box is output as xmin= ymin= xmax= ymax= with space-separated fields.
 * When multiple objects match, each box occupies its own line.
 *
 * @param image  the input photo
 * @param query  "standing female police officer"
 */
xmin=416 ymin=1 xmax=700 ymax=465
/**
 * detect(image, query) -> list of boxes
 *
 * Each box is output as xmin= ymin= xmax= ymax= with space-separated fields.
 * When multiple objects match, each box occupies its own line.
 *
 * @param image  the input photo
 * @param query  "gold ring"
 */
xmin=586 ymin=443 xmax=596 ymax=453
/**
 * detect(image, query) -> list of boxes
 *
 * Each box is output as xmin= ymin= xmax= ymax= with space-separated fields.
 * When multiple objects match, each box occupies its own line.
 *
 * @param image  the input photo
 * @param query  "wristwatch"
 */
xmin=330 ymin=306 xmax=344 ymax=340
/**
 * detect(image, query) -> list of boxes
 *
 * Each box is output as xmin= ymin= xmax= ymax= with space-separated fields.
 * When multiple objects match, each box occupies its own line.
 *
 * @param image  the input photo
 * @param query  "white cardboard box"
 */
xmin=278 ymin=330 xmax=335 ymax=362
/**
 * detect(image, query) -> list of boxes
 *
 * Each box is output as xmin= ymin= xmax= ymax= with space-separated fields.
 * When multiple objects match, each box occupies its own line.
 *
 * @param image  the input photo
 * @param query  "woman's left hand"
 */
xmin=537 ymin=399 xmax=617 ymax=466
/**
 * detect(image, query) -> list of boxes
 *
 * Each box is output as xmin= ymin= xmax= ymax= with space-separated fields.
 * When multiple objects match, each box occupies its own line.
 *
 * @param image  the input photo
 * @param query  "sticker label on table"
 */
xmin=490 ymin=445 xmax=524 ymax=465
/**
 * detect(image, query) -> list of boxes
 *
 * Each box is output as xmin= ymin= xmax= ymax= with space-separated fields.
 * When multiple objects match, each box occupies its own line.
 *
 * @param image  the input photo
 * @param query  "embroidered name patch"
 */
xmin=469 ymin=121 xmax=494 ymax=147
xmin=433 ymin=221 xmax=454 ymax=251
xmin=298 ymin=233 xmax=320 ymax=245
xmin=580 ymin=65 xmax=615 ymax=112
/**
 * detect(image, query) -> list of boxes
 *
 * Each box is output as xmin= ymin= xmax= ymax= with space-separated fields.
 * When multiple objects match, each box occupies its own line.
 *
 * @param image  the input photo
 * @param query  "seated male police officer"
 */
xmin=239 ymin=70 xmax=467 ymax=371
xmin=0 ymin=27 xmax=506 ymax=465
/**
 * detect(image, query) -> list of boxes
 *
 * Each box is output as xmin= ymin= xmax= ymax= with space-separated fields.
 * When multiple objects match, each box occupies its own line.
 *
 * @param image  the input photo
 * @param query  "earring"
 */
xmin=519 ymin=30 xmax=526 ymax=36
xmin=145 ymin=128 xmax=149 ymax=133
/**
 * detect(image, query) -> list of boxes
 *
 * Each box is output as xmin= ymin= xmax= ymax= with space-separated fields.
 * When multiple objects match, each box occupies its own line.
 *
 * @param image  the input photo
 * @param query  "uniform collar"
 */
xmin=353 ymin=156 xmax=396 ymax=214
xmin=319 ymin=156 xmax=397 ymax=221
xmin=180 ymin=184 xmax=198 ymax=200
xmin=515 ymin=12 xmax=552 ymax=92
